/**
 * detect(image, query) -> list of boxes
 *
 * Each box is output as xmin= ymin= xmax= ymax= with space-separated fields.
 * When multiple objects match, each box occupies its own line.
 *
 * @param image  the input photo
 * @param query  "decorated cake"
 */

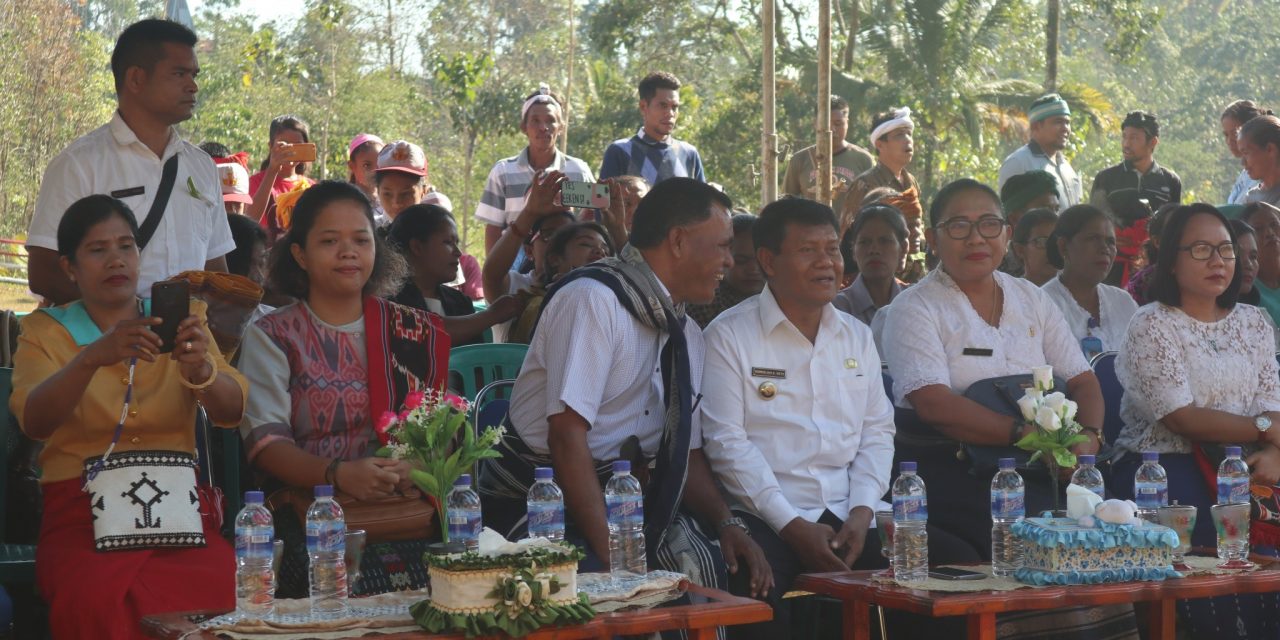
xmin=412 ymin=529 xmax=595 ymax=638
xmin=1010 ymin=502 xmax=1182 ymax=586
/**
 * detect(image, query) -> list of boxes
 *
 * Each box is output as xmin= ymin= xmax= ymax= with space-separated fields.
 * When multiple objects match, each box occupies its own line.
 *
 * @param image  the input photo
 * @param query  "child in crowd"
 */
xmin=374 ymin=140 xmax=452 ymax=226
xmin=347 ymin=133 xmax=384 ymax=217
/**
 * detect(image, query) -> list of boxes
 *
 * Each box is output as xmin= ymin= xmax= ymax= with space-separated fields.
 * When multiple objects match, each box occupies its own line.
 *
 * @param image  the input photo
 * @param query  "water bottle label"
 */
xmin=1135 ymin=483 xmax=1168 ymax=509
xmin=235 ymin=526 xmax=275 ymax=560
xmin=893 ymin=495 xmax=927 ymax=522
xmin=607 ymin=495 xmax=644 ymax=526
xmin=1218 ymin=477 xmax=1250 ymax=504
xmin=990 ymin=490 xmax=1025 ymax=518
xmin=306 ymin=522 xmax=345 ymax=554
xmin=528 ymin=503 xmax=564 ymax=532
xmin=448 ymin=511 xmax=483 ymax=542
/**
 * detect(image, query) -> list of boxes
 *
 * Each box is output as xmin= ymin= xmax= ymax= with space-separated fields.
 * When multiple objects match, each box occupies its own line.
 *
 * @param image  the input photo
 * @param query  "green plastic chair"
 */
xmin=447 ymin=344 xmax=528 ymax=406
xmin=0 ymin=367 xmax=37 ymax=584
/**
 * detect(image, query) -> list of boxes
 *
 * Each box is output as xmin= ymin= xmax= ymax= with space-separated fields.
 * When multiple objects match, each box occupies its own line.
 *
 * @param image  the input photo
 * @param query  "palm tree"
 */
xmin=849 ymin=0 xmax=1114 ymax=193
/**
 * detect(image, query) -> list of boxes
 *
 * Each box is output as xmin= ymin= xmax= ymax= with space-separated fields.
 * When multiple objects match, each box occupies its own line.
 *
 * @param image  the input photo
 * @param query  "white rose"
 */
xmin=1026 ymin=388 xmax=1043 ymax=401
xmin=1064 ymin=399 xmax=1078 ymax=424
xmin=1044 ymin=392 xmax=1067 ymax=415
xmin=516 ymin=581 xmax=533 ymax=607
xmin=1017 ymin=395 xmax=1039 ymax=422
xmin=1032 ymin=365 xmax=1054 ymax=392
xmin=1035 ymin=405 xmax=1062 ymax=432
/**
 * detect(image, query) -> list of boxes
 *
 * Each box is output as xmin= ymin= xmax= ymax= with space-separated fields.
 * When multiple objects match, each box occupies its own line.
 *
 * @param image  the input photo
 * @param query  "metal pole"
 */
xmin=816 ymin=0 xmax=833 ymax=206
xmin=761 ymin=0 xmax=778 ymax=206
xmin=562 ymin=0 xmax=575 ymax=154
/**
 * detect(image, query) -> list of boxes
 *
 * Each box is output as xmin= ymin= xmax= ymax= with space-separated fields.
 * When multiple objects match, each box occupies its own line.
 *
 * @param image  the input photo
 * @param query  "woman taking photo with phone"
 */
xmin=237 ymin=180 xmax=450 ymax=597
xmin=248 ymin=114 xmax=317 ymax=241
xmin=11 ymin=195 xmax=247 ymax=638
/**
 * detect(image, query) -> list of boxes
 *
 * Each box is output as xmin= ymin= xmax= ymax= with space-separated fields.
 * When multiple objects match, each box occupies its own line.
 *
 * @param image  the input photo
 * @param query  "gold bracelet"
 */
xmin=179 ymin=352 xmax=218 ymax=391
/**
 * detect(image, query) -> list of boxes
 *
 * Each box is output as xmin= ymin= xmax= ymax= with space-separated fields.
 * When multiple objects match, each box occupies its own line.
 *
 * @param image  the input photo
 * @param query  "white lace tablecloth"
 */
xmin=191 ymin=571 xmax=688 ymax=638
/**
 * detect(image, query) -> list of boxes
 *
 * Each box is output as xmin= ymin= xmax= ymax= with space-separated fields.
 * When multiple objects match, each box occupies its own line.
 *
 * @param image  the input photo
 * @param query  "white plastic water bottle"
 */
xmin=1217 ymin=446 xmax=1250 ymax=505
xmin=1070 ymin=454 xmax=1106 ymax=499
xmin=234 ymin=490 xmax=275 ymax=619
xmin=1134 ymin=452 xmax=1168 ymax=522
xmin=447 ymin=474 xmax=483 ymax=551
xmin=306 ymin=484 xmax=347 ymax=617
xmin=605 ymin=460 xmax=647 ymax=580
xmin=527 ymin=467 xmax=565 ymax=542
xmin=892 ymin=461 xmax=929 ymax=584
xmin=990 ymin=458 xmax=1025 ymax=577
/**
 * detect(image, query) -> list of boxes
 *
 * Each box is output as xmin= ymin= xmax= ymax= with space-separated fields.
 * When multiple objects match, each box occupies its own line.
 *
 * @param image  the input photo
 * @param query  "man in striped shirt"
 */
xmin=599 ymin=72 xmax=706 ymax=186
xmin=475 ymin=85 xmax=594 ymax=253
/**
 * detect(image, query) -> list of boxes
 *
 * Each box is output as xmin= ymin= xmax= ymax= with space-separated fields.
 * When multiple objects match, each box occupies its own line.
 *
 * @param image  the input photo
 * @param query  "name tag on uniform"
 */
xmin=111 ymin=186 xmax=145 ymax=198
xmin=962 ymin=347 xmax=993 ymax=357
xmin=750 ymin=367 xmax=786 ymax=379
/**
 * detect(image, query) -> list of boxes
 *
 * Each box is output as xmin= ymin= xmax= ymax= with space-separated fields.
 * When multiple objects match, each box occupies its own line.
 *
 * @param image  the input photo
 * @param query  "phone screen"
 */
xmin=561 ymin=181 xmax=610 ymax=209
xmin=150 ymin=281 xmax=190 ymax=354
xmin=284 ymin=143 xmax=317 ymax=163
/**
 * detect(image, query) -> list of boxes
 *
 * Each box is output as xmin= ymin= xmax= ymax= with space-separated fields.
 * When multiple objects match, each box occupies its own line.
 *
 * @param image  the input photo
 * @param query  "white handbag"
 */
xmin=82 ymin=450 xmax=206 ymax=552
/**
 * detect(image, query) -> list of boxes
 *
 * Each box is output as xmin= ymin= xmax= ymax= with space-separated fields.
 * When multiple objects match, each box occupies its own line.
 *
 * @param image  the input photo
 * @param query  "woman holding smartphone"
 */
xmin=11 ymin=195 xmax=246 ymax=638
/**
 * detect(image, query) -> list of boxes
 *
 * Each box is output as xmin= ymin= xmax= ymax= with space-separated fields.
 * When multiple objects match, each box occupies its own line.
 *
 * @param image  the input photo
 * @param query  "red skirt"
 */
xmin=37 ymin=477 xmax=234 ymax=639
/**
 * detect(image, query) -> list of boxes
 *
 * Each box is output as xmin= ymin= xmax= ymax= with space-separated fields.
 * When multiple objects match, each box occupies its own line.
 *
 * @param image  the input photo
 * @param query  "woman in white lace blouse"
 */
xmin=1115 ymin=204 xmax=1280 ymax=521
xmin=1114 ymin=204 xmax=1280 ymax=637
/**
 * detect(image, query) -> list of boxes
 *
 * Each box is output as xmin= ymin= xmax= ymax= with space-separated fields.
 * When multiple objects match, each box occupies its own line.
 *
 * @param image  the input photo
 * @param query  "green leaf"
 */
xmin=374 ymin=446 xmax=394 ymax=458
xmin=411 ymin=469 xmax=440 ymax=498
xmin=1053 ymin=448 xmax=1078 ymax=469
xmin=1027 ymin=450 xmax=1043 ymax=464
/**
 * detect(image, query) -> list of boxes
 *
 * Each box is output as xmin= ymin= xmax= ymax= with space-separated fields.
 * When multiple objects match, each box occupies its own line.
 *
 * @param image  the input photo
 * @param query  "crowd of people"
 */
xmin=11 ymin=16 xmax=1280 ymax=640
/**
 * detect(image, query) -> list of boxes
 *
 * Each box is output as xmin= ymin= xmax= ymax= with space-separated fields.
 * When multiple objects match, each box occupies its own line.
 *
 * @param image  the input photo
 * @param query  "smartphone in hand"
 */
xmin=560 ymin=181 xmax=610 ymax=209
xmin=150 ymin=280 xmax=190 ymax=354
xmin=281 ymin=143 xmax=317 ymax=163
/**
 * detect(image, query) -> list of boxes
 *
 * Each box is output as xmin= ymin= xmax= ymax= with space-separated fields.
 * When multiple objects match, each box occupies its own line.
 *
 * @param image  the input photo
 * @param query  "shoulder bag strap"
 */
xmin=137 ymin=154 xmax=180 ymax=251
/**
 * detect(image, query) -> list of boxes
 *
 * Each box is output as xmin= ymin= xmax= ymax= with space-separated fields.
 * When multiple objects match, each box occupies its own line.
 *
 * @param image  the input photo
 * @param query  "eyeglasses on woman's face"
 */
xmin=935 ymin=216 xmax=1007 ymax=241
xmin=1178 ymin=241 xmax=1237 ymax=261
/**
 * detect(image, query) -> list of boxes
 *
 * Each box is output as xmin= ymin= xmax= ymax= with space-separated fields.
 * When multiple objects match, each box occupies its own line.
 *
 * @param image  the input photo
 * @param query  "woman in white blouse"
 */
xmin=1115 ymin=203 xmax=1280 ymax=637
xmin=883 ymin=178 xmax=1104 ymax=560
xmin=1041 ymin=205 xmax=1139 ymax=360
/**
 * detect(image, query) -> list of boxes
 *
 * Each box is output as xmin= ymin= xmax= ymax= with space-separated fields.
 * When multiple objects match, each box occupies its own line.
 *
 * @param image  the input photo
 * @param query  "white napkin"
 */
xmin=476 ymin=527 xmax=572 ymax=557
xmin=1066 ymin=483 xmax=1103 ymax=520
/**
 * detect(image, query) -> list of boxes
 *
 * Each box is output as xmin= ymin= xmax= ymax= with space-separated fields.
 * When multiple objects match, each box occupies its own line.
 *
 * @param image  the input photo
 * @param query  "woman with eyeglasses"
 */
xmin=1010 ymin=208 xmax=1059 ymax=286
xmin=883 ymin=179 xmax=1104 ymax=558
xmin=1114 ymin=203 xmax=1280 ymax=637
xmin=1041 ymin=205 xmax=1139 ymax=360
xmin=883 ymin=180 xmax=1125 ymax=638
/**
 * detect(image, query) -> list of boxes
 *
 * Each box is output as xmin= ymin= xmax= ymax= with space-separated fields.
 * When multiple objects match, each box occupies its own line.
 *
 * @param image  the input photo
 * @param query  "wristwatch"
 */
xmin=1256 ymin=414 xmax=1273 ymax=443
xmin=718 ymin=516 xmax=750 ymax=536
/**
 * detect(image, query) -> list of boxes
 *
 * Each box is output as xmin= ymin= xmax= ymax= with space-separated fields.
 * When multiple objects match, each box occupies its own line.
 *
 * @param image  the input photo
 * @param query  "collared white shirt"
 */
xmin=474 ymin=148 xmax=595 ymax=227
xmin=509 ymin=276 xmax=704 ymax=460
xmin=30 ymin=112 xmax=235 ymax=295
xmin=883 ymin=269 xmax=1090 ymax=407
xmin=700 ymin=285 xmax=895 ymax=533
xmin=1041 ymin=277 xmax=1138 ymax=354
xmin=997 ymin=142 xmax=1085 ymax=207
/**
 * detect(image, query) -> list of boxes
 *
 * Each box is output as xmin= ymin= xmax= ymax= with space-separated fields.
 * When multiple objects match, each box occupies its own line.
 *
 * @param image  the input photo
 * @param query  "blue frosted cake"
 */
xmin=1010 ymin=517 xmax=1183 ymax=586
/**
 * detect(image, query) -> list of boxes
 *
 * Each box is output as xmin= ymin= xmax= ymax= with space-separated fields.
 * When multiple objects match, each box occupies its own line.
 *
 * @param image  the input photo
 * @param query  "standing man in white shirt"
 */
xmin=701 ymin=198 xmax=894 ymax=639
xmin=29 ymin=19 xmax=234 ymax=305
xmin=998 ymin=94 xmax=1085 ymax=208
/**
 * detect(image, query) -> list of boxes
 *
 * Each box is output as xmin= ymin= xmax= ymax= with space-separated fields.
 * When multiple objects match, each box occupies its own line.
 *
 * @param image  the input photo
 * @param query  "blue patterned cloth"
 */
xmin=599 ymin=129 xmax=705 ymax=185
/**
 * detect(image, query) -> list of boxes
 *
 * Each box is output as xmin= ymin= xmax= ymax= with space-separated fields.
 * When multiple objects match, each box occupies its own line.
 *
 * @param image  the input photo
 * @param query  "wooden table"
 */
xmin=795 ymin=562 xmax=1280 ymax=640
xmin=141 ymin=583 xmax=771 ymax=639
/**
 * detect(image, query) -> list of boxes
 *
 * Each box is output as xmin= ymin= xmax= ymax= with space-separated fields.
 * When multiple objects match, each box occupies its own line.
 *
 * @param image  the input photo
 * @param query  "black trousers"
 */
xmin=726 ymin=509 xmax=884 ymax=640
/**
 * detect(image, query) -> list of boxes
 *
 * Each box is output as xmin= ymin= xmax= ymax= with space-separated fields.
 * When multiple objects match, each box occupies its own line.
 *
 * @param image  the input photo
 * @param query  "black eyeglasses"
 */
xmin=936 ymin=217 xmax=1007 ymax=240
xmin=1178 ymin=241 xmax=1237 ymax=261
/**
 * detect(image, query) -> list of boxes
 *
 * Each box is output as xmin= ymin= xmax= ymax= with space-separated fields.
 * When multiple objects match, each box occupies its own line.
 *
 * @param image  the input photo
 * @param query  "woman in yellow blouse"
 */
xmin=11 ymin=195 xmax=247 ymax=639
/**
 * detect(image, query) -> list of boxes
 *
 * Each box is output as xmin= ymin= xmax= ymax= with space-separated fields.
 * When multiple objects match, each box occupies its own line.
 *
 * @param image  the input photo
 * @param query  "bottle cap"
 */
xmin=1142 ymin=452 xmax=1159 ymax=463
xmin=900 ymin=461 xmax=917 ymax=473
xmin=613 ymin=460 xmax=631 ymax=473
xmin=245 ymin=490 xmax=264 ymax=504
xmin=1078 ymin=455 xmax=1095 ymax=465
xmin=314 ymin=484 xmax=334 ymax=497
xmin=1226 ymin=446 xmax=1243 ymax=457
xmin=998 ymin=458 xmax=1015 ymax=470
xmin=455 ymin=474 xmax=472 ymax=487
xmin=534 ymin=467 xmax=554 ymax=480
